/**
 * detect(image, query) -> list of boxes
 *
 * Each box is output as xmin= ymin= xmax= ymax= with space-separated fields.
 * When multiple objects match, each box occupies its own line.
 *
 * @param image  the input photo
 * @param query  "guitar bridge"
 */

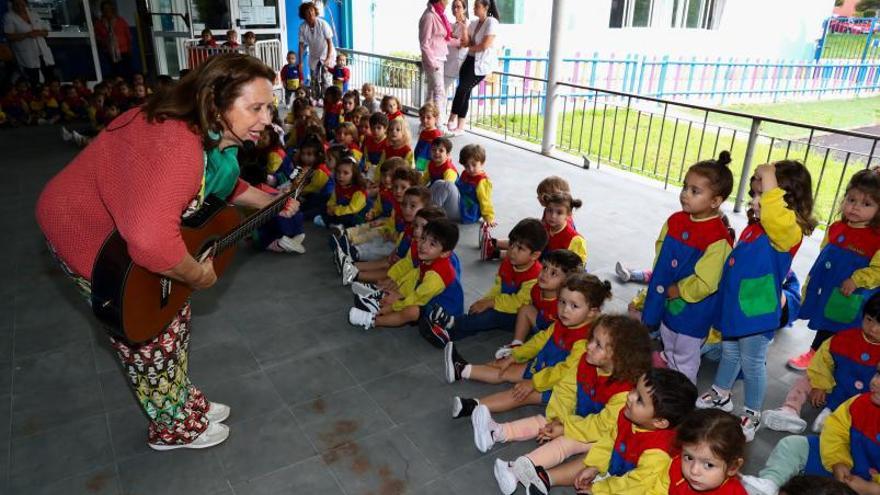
xmin=160 ymin=277 xmax=172 ymax=307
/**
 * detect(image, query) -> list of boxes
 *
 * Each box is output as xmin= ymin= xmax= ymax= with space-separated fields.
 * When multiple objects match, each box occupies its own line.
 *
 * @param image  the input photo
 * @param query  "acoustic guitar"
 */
xmin=90 ymin=167 xmax=312 ymax=343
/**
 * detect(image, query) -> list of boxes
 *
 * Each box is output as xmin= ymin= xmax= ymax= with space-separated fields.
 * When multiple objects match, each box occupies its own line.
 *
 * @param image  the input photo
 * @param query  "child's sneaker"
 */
xmin=341 ymin=259 xmax=358 ymax=286
xmin=451 ymin=396 xmax=478 ymax=418
xmin=494 ymin=340 xmax=522 ymax=360
xmin=348 ymin=307 xmax=375 ymax=330
xmin=493 ymin=459 xmax=518 ymax=495
xmin=787 ymin=349 xmax=816 ymax=371
xmin=329 ymin=224 xmax=345 ymax=239
xmin=351 ymin=281 xmax=382 ymax=298
xmin=615 ymin=261 xmax=632 ymax=282
xmin=419 ymin=314 xmax=451 ymax=349
xmin=61 ymin=126 xmax=73 ymax=142
xmin=313 ymin=215 xmax=326 ymax=227
xmin=478 ymin=221 xmax=491 ymax=249
xmin=480 ymin=235 xmax=498 ymax=261
xmin=812 ymin=407 xmax=832 ymax=433
xmin=472 ymin=404 xmax=502 ymax=453
xmin=443 ymin=342 xmax=468 ymax=383
xmin=277 ymin=234 xmax=306 ymax=254
xmin=148 ymin=421 xmax=229 ymax=451
xmin=206 ymin=402 xmax=231 ymax=423
xmin=741 ymin=409 xmax=760 ymax=443
xmin=695 ymin=387 xmax=734 ymax=412
xmin=761 ymin=407 xmax=806 ymax=433
xmin=741 ymin=475 xmax=779 ymax=495
xmin=512 ymin=456 xmax=550 ymax=495
xmin=354 ymin=292 xmax=382 ymax=314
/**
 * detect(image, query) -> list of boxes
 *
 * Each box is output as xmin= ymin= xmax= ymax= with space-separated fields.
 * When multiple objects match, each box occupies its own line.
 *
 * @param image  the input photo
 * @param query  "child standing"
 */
xmin=414 ymin=102 xmax=444 ymax=172
xmin=280 ymin=51 xmax=302 ymax=105
xmin=495 ymin=249 xmax=584 ymax=359
xmin=349 ymin=219 xmax=463 ymax=330
xmin=445 ymin=273 xmax=612 ymax=419
xmin=383 ymin=117 xmax=414 ymax=168
xmin=790 ymin=169 xmax=880 ymax=371
xmin=642 ymin=152 xmax=735 ymax=385
xmin=486 ymin=315 xmax=651 ymax=494
xmin=421 ymin=218 xmax=549 ymax=346
xmin=697 ymin=160 xmax=817 ymax=442
xmin=647 ymin=409 xmax=747 ymax=494
xmin=319 ymin=153 xmax=368 ymax=228
xmin=333 ymin=53 xmax=351 ymax=92
xmin=763 ymin=292 xmax=880 ymax=435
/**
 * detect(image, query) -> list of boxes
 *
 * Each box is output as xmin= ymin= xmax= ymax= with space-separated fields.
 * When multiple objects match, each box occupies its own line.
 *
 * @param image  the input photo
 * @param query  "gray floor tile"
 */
xmin=9 ymin=415 xmax=113 ymax=488
xmin=200 ymin=371 xmax=286 ymax=425
xmin=335 ymin=331 xmax=436 ymax=385
xmin=12 ymin=319 xmax=93 ymax=359
xmin=118 ymin=450 xmax=228 ymax=495
xmin=242 ymin=314 xmax=361 ymax=366
xmin=106 ymin=406 xmax=152 ymax=462
xmin=12 ymin=341 xmax=98 ymax=395
xmin=291 ymin=387 xmax=394 ymax=451
xmin=11 ymin=382 xmax=104 ymax=439
xmin=265 ymin=352 xmax=356 ymax=405
xmin=321 ymin=428 xmax=439 ymax=495
xmin=8 ymin=464 xmax=120 ymax=495
xmin=0 ymin=394 xmax=10 ymax=445
xmin=421 ymin=477 xmax=457 ymax=495
xmin=98 ymin=368 xmax=137 ymax=413
xmin=91 ymin=338 xmax=121 ymax=374
xmin=188 ymin=341 xmax=261 ymax=386
xmin=213 ymin=408 xmax=315 ymax=485
xmin=231 ymin=457 xmax=344 ymax=495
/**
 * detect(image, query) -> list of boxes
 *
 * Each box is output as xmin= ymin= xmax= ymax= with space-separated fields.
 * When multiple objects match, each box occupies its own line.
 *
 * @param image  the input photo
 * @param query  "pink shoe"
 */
xmin=787 ymin=349 xmax=816 ymax=371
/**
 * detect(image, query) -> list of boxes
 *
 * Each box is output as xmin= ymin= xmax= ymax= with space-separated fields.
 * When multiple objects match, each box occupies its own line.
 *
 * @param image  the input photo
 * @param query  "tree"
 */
xmin=856 ymin=0 xmax=880 ymax=16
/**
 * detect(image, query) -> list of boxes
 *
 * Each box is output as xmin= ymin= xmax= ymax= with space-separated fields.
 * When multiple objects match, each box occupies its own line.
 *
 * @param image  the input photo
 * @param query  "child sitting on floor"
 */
xmin=361 ymin=112 xmax=389 ymax=181
xmin=414 ymin=102 xmax=444 ymax=172
xmin=317 ymin=152 xmax=368 ymax=228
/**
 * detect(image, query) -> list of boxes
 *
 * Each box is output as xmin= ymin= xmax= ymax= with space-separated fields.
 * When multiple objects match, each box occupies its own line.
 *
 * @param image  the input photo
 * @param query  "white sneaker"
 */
xmin=348 ymin=307 xmax=375 ymax=329
xmin=206 ymin=402 xmax=231 ymax=423
xmin=812 ymin=407 xmax=832 ymax=433
xmin=354 ymin=292 xmax=382 ymax=314
xmin=61 ymin=126 xmax=73 ymax=142
xmin=472 ymin=404 xmax=499 ymax=453
xmin=277 ymin=234 xmax=306 ymax=254
xmin=761 ymin=407 xmax=806 ymax=433
xmin=72 ymin=131 xmax=88 ymax=147
xmin=148 ymin=421 xmax=229 ymax=451
xmin=494 ymin=340 xmax=522 ymax=360
xmin=695 ymin=387 xmax=734 ymax=412
xmin=741 ymin=475 xmax=779 ymax=495
xmin=341 ymin=260 xmax=358 ymax=286
xmin=615 ymin=261 xmax=632 ymax=282
xmin=351 ymin=281 xmax=382 ymax=298
xmin=494 ymin=459 xmax=518 ymax=495
xmin=741 ymin=410 xmax=760 ymax=443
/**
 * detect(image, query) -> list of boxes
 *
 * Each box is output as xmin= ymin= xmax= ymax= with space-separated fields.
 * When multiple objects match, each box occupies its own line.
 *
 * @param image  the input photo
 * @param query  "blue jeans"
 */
xmin=450 ymin=309 xmax=517 ymax=341
xmin=714 ymin=333 xmax=771 ymax=411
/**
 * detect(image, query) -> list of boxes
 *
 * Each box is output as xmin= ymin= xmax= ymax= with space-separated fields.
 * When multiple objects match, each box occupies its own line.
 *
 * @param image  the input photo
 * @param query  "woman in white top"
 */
xmin=448 ymin=0 xmax=499 ymax=135
xmin=443 ymin=0 xmax=470 ymax=129
xmin=297 ymin=2 xmax=336 ymax=84
xmin=3 ymin=0 xmax=56 ymax=85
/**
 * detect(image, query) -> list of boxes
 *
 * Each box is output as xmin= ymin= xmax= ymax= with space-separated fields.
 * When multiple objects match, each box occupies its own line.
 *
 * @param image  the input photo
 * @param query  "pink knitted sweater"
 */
xmin=36 ymin=109 xmax=246 ymax=280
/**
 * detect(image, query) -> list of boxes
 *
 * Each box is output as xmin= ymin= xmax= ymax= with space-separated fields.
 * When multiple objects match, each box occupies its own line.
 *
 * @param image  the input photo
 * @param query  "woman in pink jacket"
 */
xmin=419 ymin=0 xmax=466 ymax=129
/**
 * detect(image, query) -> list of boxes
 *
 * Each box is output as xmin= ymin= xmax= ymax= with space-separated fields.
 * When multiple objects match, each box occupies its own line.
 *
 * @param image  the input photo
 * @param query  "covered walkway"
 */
xmin=0 ymin=118 xmax=825 ymax=494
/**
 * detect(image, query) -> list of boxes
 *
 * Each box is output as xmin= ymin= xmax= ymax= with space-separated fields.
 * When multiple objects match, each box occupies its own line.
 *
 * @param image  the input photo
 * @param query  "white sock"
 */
xmin=510 ymin=339 xmax=523 ymax=346
xmin=462 ymin=364 xmax=472 ymax=379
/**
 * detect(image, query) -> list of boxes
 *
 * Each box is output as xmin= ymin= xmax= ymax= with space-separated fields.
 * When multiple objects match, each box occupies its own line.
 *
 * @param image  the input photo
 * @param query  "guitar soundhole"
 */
xmin=160 ymin=277 xmax=172 ymax=308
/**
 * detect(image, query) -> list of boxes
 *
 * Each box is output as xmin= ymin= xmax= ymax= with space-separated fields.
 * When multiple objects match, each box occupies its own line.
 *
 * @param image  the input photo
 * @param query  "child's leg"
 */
xmin=353 ymin=239 xmax=396 ymax=262
xmin=543 ymin=457 xmax=588 ymax=488
xmin=355 ymin=259 xmax=390 ymax=272
xmin=810 ymin=330 xmax=834 ymax=351
xmin=480 ymin=389 xmax=543 ymax=413
xmin=712 ymin=339 xmax=742 ymax=397
xmin=374 ymin=306 xmax=420 ymax=327
xmin=450 ymin=310 xmax=518 ymax=341
xmin=466 ymin=363 xmax=527 ymax=384
xmin=429 ymin=181 xmax=462 ymax=222
xmin=526 ymin=437 xmax=591 ymax=471
xmin=659 ymin=324 xmax=703 ymax=384
xmin=512 ymin=305 xmax=538 ymax=343
xmin=757 ymin=435 xmax=811 ymax=487
xmin=357 ymin=267 xmax=391 ymax=283
xmin=739 ymin=333 xmax=771 ymax=412
xmin=499 ymin=414 xmax=548 ymax=442
xmin=781 ymin=376 xmax=813 ymax=414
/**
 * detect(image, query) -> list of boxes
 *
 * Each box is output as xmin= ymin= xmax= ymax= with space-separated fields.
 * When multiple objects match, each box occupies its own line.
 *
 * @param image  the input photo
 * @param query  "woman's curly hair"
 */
xmin=592 ymin=314 xmax=652 ymax=384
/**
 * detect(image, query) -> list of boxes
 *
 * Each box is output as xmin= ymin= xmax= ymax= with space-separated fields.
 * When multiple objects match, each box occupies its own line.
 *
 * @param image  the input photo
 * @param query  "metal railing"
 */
xmin=183 ymin=39 xmax=284 ymax=72
xmin=337 ymin=48 xmax=424 ymax=112
xmin=816 ymin=16 xmax=880 ymax=61
xmin=465 ymin=71 xmax=880 ymax=226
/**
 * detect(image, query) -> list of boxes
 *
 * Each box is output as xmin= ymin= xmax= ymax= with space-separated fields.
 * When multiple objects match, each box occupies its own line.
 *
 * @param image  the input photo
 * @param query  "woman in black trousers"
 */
xmin=448 ymin=0 xmax=500 ymax=135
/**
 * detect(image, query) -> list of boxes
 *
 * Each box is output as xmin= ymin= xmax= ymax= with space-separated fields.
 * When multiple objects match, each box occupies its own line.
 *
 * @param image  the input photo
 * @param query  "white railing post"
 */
xmin=733 ymin=118 xmax=762 ymax=213
xmin=541 ymin=0 xmax=566 ymax=155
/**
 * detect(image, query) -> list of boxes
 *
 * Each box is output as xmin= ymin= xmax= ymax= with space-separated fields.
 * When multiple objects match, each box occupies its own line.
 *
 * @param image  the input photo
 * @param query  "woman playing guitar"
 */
xmin=35 ymin=53 xmax=298 ymax=451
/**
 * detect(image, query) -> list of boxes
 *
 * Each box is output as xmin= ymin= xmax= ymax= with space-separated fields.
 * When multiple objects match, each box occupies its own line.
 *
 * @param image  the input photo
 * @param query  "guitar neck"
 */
xmin=214 ymin=168 xmax=312 ymax=255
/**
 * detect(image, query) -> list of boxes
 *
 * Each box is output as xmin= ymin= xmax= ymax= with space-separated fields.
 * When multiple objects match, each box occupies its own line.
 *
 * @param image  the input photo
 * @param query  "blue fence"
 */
xmin=815 ymin=16 xmax=880 ymax=61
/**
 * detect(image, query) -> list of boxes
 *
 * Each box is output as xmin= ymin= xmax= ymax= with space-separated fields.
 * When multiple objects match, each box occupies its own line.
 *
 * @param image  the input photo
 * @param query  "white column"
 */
xmin=541 ymin=0 xmax=566 ymax=156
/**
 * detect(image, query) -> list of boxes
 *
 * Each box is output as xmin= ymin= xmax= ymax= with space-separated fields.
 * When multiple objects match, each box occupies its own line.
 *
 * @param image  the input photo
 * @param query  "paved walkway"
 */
xmin=0 ymin=120 xmax=828 ymax=494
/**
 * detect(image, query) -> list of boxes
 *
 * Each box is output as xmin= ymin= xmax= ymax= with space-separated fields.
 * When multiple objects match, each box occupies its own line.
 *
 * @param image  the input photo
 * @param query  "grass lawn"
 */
xmin=473 ymin=96 xmax=879 ymax=224
xmin=821 ymin=32 xmax=880 ymax=60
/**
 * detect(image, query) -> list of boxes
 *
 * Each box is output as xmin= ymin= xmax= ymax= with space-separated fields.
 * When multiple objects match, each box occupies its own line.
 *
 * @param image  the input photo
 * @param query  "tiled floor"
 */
xmin=1 ymin=121 xmax=827 ymax=494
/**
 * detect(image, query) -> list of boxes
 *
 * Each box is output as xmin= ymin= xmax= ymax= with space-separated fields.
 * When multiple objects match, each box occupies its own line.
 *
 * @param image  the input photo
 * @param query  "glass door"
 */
xmin=146 ymin=0 xmax=192 ymax=76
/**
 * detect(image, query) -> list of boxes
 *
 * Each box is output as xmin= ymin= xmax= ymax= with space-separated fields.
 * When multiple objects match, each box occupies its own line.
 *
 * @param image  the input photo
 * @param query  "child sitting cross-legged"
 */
xmin=348 ymin=219 xmax=463 ymax=330
xmin=431 ymin=143 xmax=496 ymax=226
xmin=494 ymin=249 xmax=586 ymax=359
xmin=763 ymin=291 xmax=880 ymax=435
xmin=742 ymin=361 xmax=880 ymax=495
xmin=420 ymin=218 xmax=549 ymax=347
xmin=444 ymin=273 xmax=612 ymax=420
xmin=316 ymin=152 xmax=369 ymax=228
xmin=483 ymin=315 xmax=651 ymax=494
xmin=414 ymin=102 xmax=444 ymax=172
xmin=516 ymin=368 xmax=698 ymax=495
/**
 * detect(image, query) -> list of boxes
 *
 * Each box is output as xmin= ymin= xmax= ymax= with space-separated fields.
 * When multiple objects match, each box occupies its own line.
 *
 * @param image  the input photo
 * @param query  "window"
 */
xmin=672 ymin=0 xmax=724 ymax=29
xmin=608 ymin=0 xmax=654 ymax=28
xmin=495 ymin=0 xmax=524 ymax=24
xmin=610 ymin=0 xmax=723 ymax=29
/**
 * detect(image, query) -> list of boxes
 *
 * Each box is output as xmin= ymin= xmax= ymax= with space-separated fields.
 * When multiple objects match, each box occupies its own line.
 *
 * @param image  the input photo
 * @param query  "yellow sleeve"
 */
xmin=545 ymin=366 xmax=578 ymax=422
xmin=421 ymin=169 xmax=431 ymax=186
xmin=331 ymin=191 xmax=367 ymax=216
xmin=567 ymin=235 xmax=588 ymax=265
xmin=382 ymin=215 xmax=396 ymax=236
xmin=806 ymin=338 xmax=836 ymax=392
xmin=591 ymin=450 xmax=673 ymax=495
xmin=388 ymin=254 xmax=415 ymax=284
xmin=369 ymin=196 xmax=384 ymax=218
xmin=820 ymin=395 xmax=857 ymax=472
xmin=677 ymin=238 xmax=732 ymax=303
xmin=760 ymin=187 xmax=803 ymax=253
xmin=304 ymin=170 xmax=329 ymax=195
xmin=511 ymin=326 xmax=552 ymax=363
xmin=391 ymin=270 xmax=446 ymax=312
xmin=483 ymin=275 xmax=502 ymax=299
xmin=266 ymin=153 xmax=284 ymax=174
xmin=706 ymin=328 xmax=722 ymax=345
xmin=493 ymin=279 xmax=538 ymax=314
xmin=563 ymin=391 xmax=629 ymax=443
xmin=405 ymin=150 xmax=414 ymax=167
xmin=852 ymin=249 xmax=880 ymax=289
xmin=584 ymin=427 xmax=617 ymax=472
xmin=443 ymin=168 xmax=458 ymax=183
xmin=646 ymin=470 xmax=672 ymax=495
xmin=61 ymin=102 xmax=75 ymax=119
xmin=650 ymin=222 xmax=671 ymax=268
xmin=476 ymin=179 xmax=495 ymax=223
xmin=630 ymin=289 xmax=646 ymax=311
xmin=327 ymin=191 xmax=337 ymax=209
xmin=532 ymin=341 xmax=587 ymax=391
